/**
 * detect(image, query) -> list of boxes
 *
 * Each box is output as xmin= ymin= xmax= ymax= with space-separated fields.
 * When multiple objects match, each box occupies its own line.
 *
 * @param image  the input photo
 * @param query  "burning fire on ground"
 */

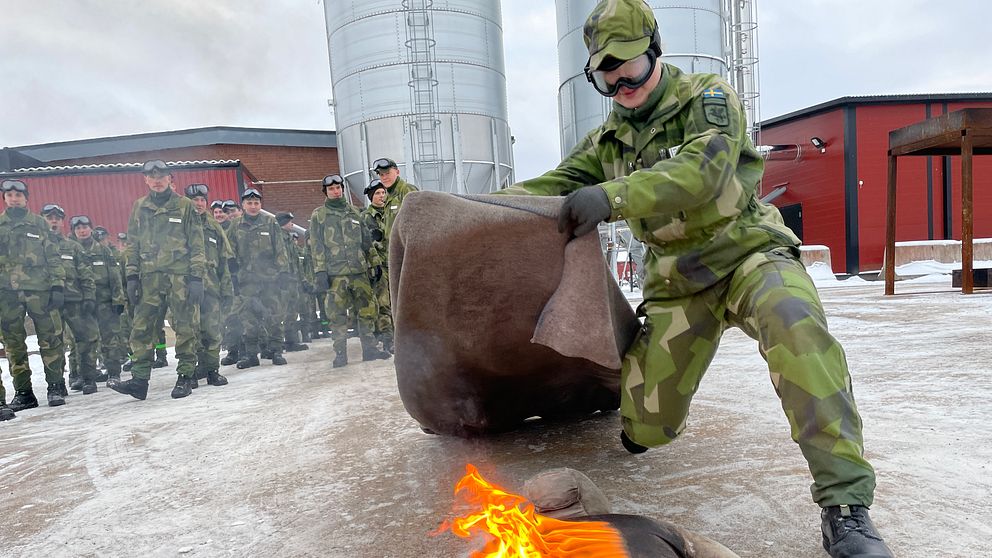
xmin=435 ymin=464 xmax=629 ymax=557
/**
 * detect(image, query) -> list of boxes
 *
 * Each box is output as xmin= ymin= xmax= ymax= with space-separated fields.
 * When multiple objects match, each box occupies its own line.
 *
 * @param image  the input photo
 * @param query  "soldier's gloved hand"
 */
xmin=113 ymin=304 xmax=125 ymax=315
xmin=82 ymin=299 xmax=96 ymax=315
xmin=48 ymin=287 xmax=65 ymax=311
xmin=249 ymin=298 xmax=267 ymax=316
xmin=187 ymin=277 xmax=204 ymax=306
xmin=126 ymin=276 xmax=141 ymax=307
xmin=558 ymin=186 xmax=611 ymax=237
xmin=314 ymin=271 xmax=331 ymax=292
xmin=372 ymin=266 xmax=383 ymax=282
xmin=370 ymin=227 xmax=384 ymax=242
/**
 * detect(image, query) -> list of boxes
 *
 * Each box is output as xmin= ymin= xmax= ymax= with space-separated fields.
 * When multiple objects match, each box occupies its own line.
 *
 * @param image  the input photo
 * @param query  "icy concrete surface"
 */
xmin=2 ymin=276 xmax=991 ymax=557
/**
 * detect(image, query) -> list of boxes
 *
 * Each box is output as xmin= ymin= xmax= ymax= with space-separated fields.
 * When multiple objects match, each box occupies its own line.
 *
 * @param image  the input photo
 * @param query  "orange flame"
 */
xmin=436 ymin=464 xmax=629 ymax=558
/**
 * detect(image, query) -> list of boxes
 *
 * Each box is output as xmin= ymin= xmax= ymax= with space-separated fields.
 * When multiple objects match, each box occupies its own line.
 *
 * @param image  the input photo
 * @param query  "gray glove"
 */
xmin=187 ymin=277 xmax=204 ymax=306
xmin=558 ymin=186 xmax=611 ymax=238
xmin=314 ymin=271 xmax=331 ymax=292
xmin=126 ymin=276 xmax=141 ymax=307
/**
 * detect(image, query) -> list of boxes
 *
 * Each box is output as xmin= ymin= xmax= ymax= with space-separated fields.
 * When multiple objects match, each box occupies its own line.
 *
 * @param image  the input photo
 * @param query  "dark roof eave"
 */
xmin=760 ymin=92 xmax=992 ymax=128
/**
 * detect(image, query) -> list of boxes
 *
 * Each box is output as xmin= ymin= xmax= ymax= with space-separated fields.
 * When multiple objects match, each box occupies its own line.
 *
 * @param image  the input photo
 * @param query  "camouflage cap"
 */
xmin=583 ymin=0 xmax=657 ymax=70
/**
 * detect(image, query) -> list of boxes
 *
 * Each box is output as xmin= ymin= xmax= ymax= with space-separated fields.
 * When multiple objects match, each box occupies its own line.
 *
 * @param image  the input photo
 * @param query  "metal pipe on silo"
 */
xmin=324 ymin=0 xmax=515 ymax=200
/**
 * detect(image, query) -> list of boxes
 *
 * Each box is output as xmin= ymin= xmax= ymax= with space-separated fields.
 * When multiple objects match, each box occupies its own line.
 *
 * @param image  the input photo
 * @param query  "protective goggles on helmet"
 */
xmin=141 ymin=160 xmax=169 ymax=175
xmin=584 ymin=49 xmax=657 ymax=97
xmin=1 ymin=179 xmax=28 ymax=193
xmin=70 ymin=215 xmax=93 ymax=228
xmin=184 ymin=183 xmax=209 ymax=198
xmin=241 ymin=188 xmax=262 ymax=200
xmin=41 ymin=203 xmax=66 ymax=218
xmin=210 ymin=200 xmax=225 ymax=210
xmin=370 ymin=159 xmax=396 ymax=173
xmin=364 ymin=179 xmax=386 ymax=200
xmin=222 ymin=200 xmax=238 ymax=210
xmin=321 ymin=174 xmax=344 ymax=188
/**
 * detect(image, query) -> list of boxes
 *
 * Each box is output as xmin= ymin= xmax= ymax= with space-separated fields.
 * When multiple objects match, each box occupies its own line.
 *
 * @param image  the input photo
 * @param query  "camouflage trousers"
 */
xmin=128 ymin=273 xmax=199 ymax=380
xmin=60 ymin=301 xmax=100 ymax=382
xmin=282 ymin=283 xmax=300 ymax=341
xmin=0 ymin=289 xmax=65 ymax=397
xmin=222 ymin=295 xmax=244 ymax=350
xmin=240 ymin=278 xmax=282 ymax=354
xmin=91 ymin=301 xmax=126 ymax=370
xmin=371 ymin=270 xmax=393 ymax=344
xmin=324 ymin=273 xmax=377 ymax=353
xmin=621 ymin=248 xmax=876 ymax=507
xmin=195 ymin=293 xmax=222 ymax=373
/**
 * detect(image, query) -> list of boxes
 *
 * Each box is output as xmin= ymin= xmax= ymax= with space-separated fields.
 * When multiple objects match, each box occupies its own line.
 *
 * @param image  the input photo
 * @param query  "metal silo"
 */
xmin=556 ymin=0 xmax=759 ymax=155
xmin=324 ymin=0 xmax=515 ymax=197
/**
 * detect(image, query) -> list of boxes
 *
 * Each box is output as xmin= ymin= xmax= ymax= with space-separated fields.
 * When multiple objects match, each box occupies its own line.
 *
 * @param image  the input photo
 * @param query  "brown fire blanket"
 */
xmin=389 ymin=192 xmax=641 ymax=436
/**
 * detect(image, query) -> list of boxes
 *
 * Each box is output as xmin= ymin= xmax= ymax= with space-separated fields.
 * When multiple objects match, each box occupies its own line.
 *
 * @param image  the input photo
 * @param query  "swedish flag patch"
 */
xmin=702 ymin=87 xmax=730 ymax=127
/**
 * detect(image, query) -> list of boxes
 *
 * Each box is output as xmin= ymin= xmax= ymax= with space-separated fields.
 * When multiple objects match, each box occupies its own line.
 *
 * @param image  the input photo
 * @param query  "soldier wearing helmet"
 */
xmin=369 ymin=158 xmax=418 ymax=240
xmin=361 ymin=179 xmax=393 ymax=353
xmin=499 ymin=2 xmax=892 ymax=556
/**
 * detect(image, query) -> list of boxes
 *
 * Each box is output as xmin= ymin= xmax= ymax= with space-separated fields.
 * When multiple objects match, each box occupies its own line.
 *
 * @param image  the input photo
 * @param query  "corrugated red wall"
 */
xmin=2 ymin=167 xmax=246 ymax=239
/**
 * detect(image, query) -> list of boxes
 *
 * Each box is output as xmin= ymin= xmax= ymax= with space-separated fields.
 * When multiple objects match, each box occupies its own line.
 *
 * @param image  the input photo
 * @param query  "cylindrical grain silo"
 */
xmin=556 ymin=0 xmax=733 ymax=155
xmin=325 ymin=0 xmax=514 ymax=198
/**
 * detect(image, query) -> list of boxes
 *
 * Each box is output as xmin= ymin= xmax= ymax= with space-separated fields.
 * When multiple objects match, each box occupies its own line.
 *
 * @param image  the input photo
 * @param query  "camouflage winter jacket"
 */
xmin=309 ymin=197 xmax=372 ymax=277
xmin=382 ymin=177 xmax=418 ymax=240
xmin=198 ymin=212 xmax=234 ymax=299
xmin=0 ymin=209 xmax=65 ymax=292
xmin=227 ymin=213 xmax=287 ymax=283
xmin=76 ymin=237 xmax=125 ymax=306
xmin=502 ymin=63 xmax=799 ymax=299
xmin=124 ymin=190 xmax=207 ymax=280
xmin=361 ymin=205 xmax=388 ymax=270
xmin=50 ymin=233 xmax=96 ymax=303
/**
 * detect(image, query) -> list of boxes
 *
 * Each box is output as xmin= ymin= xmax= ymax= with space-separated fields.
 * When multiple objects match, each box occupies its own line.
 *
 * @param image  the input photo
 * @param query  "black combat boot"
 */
xmin=220 ymin=345 xmax=240 ymax=366
xmin=81 ymin=379 xmax=98 ymax=395
xmin=0 ymin=401 xmax=15 ymax=421
xmin=94 ymin=370 xmax=109 ymax=382
xmin=47 ymin=384 xmax=66 ymax=407
xmin=105 ymin=361 xmax=122 ymax=383
xmin=56 ymin=380 xmax=68 ymax=397
xmin=260 ymin=349 xmax=274 ymax=360
xmin=283 ymin=340 xmax=309 ymax=352
xmin=270 ymin=352 xmax=287 ymax=366
xmin=206 ymin=369 xmax=228 ymax=386
xmin=171 ymin=375 xmax=193 ymax=399
xmin=381 ymin=337 xmax=394 ymax=355
xmin=362 ymin=346 xmax=391 ymax=362
xmin=237 ymin=353 xmax=260 ymax=369
xmin=122 ymin=357 xmax=134 ymax=372
xmin=188 ymin=376 xmax=199 ymax=389
xmin=69 ymin=372 xmax=84 ymax=391
xmin=9 ymin=389 xmax=38 ymax=411
xmin=153 ymin=349 xmax=169 ymax=369
xmin=821 ymin=505 xmax=894 ymax=558
xmin=332 ymin=351 xmax=348 ymax=368
xmin=300 ymin=328 xmax=312 ymax=343
xmin=109 ymin=377 xmax=149 ymax=400
xmin=620 ymin=430 xmax=649 ymax=454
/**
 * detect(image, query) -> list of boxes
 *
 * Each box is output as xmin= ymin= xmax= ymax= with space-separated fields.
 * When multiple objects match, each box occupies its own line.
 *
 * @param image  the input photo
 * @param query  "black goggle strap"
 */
xmin=241 ymin=188 xmax=262 ymax=200
xmin=584 ymin=50 xmax=656 ymax=97
xmin=42 ymin=203 xmax=65 ymax=216
xmin=371 ymin=159 xmax=393 ymax=171
xmin=70 ymin=215 xmax=92 ymax=228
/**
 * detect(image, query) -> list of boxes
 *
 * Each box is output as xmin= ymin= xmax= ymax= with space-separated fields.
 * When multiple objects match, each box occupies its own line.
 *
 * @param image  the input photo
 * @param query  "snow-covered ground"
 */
xmin=2 ymin=273 xmax=991 ymax=557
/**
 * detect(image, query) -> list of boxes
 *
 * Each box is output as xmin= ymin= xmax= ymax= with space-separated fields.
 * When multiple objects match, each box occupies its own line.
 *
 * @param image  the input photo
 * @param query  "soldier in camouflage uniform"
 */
xmin=275 ymin=212 xmax=309 ymax=352
xmin=72 ymin=216 xmax=126 ymax=384
xmin=309 ymin=174 xmax=391 ymax=367
xmin=219 ymin=200 xmax=245 ymax=365
xmin=0 ymin=179 xmax=67 ymax=410
xmin=500 ymin=2 xmax=893 ymax=557
xmin=227 ymin=188 xmax=289 ymax=369
xmin=361 ymin=180 xmax=394 ymax=353
xmin=295 ymin=232 xmax=318 ymax=342
xmin=185 ymin=183 xmax=232 ymax=387
xmin=369 ymin=157 xmax=418 ymax=240
xmin=41 ymin=205 xmax=101 ymax=395
xmin=110 ymin=160 xmax=206 ymax=401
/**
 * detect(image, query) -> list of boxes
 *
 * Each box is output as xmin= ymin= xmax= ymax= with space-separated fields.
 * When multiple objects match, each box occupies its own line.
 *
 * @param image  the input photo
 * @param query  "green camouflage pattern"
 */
xmin=281 ymin=230 xmax=302 ymax=340
xmin=583 ymin=0 xmax=656 ymax=69
xmin=195 ymin=291 xmax=223 ymax=373
xmin=227 ymin=213 xmax=287 ymax=354
xmin=0 ymin=288 xmax=65 ymax=391
xmin=362 ymin=204 xmax=393 ymax=342
xmin=51 ymin=233 xmax=96 ymax=303
xmin=621 ymin=249 xmax=875 ymax=506
xmin=324 ymin=273 xmax=378 ymax=353
xmin=502 ymin=63 xmax=799 ymax=300
xmin=59 ymin=300 xmax=100 ymax=381
xmin=362 ymin=205 xmax=388 ymax=269
xmin=128 ymin=272 xmax=200 ymax=380
xmin=124 ymin=190 xmax=206 ymax=280
xmin=381 ymin=177 xmax=419 ymax=240
xmin=198 ymin=212 xmax=234 ymax=299
xmin=239 ymin=277 xmax=283 ymax=354
xmin=309 ymin=198 xmax=373 ymax=276
xmin=0 ymin=209 xmax=66 ymax=291
xmin=75 ymin=237 xmax=125 ymax=305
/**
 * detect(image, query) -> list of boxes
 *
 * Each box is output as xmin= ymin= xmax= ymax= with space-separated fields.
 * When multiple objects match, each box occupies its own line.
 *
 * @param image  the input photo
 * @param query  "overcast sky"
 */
xmin=1 ymin=1 xmax=989 ymax=181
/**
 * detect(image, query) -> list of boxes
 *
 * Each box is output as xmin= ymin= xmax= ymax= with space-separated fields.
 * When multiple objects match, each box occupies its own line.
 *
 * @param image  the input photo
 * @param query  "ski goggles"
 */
xmin=584 ymin=50 xmax=657 ymax=97
xmin=184 ymin=183 xmax=209 ymax=198
xmin=222 ymin=200 xmax=239 ymax=211
xmin=1 ymin=179 xmax=28 ymax=193
xmin=370 ymin=158 xmax=397 ymax=173
xmin=210 ymin=200 xmax=225 ymax=210
xmin=141 ymin=160 xmax=169 ymax=175
xmin=322 ymin=174 xmax=344 ymax=187
xmin=41 ymin=203 xmax=66 ymax=218
xmin=70 ymin=215 xmax=93 ymax=228
xmin=241 ymin=188 xmax=262 ymax=200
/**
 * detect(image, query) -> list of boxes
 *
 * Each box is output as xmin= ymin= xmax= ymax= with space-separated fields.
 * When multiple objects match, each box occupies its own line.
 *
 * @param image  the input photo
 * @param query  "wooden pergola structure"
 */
xmin=885 ymin=108 xmax=992 ymax=295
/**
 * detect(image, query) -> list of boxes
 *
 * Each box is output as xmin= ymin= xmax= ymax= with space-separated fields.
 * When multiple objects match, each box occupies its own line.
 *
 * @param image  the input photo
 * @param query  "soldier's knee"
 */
xmin=621 ymin=416 xmax=681 ymax=448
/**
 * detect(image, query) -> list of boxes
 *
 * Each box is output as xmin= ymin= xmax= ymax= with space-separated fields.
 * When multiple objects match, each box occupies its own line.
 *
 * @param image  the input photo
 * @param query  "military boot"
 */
xmin=109 ymin=377 xmax=149 ymax=400
xmin=260 ymin=349 xmax=274 ymax=360
xmin=153 ymin=349 xmax=169 ymax=369
xmin=0 ymin=402 xmax=15 ymax=421
xmin=270 ymin=351 xmax=287 ymax=366
xmin=620 ymin=430 xmax=649 ymax=454
xmin=332 ymin=351 xmax=348 ymax=368
xmin=69 ymin=372 xmax=84 ymax=391
xmin=105 ymin=361 xmax=122 ymax=383
xmin=283 ymin=338 xmax=309 ymax=352
xmin=170 ymin=375 xmax=193 ymax=399
xmin=237 ymin=353 xmax=260 ymax=369
xmin=56 ymin=380 xmax=68 ymax=397
xmin=206 ymin=369 xmax=228 ymax=386
xmin=821 ymin=505 xmax=894 ymax=558
xmin=188 ymin=375 xmax=199 ymax=389
xmin=122 ymin=357 xmax=134 ymax=372
xmin=381 ymin=336 xmax=394 ymax=355
xmin=81 ymin=379 xmax=98 ymax=395
xmin=9 ymin=389 xmax=38 ymax=412
xmin=220 ymin=345 xmax=240 ymax=366
xmin=300 ymin=328 xmax=312 ymax=343
xmin=47 ymin=384 xmax=66 ymax=407
xmin=362 ymin=346 xmax=391 ymax=362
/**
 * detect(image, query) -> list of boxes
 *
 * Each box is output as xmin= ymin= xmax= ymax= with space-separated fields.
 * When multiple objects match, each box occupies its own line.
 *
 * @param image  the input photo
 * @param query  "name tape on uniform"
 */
xmin=169 ymin=218 xmax=182 ymax=224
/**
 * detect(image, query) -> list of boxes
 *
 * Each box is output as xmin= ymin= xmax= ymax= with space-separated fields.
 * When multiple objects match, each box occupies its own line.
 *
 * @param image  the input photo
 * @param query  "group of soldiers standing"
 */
xmin=1 ymin=156 xmax=416 ymax=421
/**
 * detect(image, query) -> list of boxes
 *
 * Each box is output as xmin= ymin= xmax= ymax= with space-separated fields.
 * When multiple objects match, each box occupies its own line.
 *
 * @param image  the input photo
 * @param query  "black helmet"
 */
xmin=275 ymin=212 xmax=294 ymax=226
xmin=93 ymin=226 xmax=109 ymax=240
xmin=364 ymin=179 xmax=386 ymax=201
xmin=321 ymin=174 xmax=344 ymax=192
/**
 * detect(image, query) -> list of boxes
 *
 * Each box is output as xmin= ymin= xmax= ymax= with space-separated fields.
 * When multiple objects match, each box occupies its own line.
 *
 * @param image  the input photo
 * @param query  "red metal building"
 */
xmin=760 ymin=93 xmax=992 ymax=275
xmin=0 ymin=161 xmax=253 ymax=240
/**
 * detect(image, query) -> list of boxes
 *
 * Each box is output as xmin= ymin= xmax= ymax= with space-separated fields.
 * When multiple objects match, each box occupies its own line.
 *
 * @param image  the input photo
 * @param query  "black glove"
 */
xmin=372 ymin=266 xmax=383 ymax=282
xmin=314 ymin=271 xmax=331 ymax=292
xmin=48 ymin=287 xmax=65 ymax=311
xmin=126 ymin=276 xmax=141 ymax=307
xmin=558 ymin=186 xmax=612 ymax=237
xmin=249 ymin=297 xmax=267 ymax=316
xmin=113 ymin=304 xmax=125 ymax=315
xmin=82 ymin=299 xmax=96 ymax=315
xmin=187 ymin=277 xmax=204 ymax=306
xmin=370 ymin=227 xmax=384 ymax=242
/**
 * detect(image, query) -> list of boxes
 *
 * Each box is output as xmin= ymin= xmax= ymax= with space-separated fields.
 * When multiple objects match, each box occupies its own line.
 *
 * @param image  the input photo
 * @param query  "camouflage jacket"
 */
xmin=50 ymin=233 xmax=97 ymax=303
xmin=361 ymin=205 xmax=388 ymax=269
xmin=198 ymin=212 xmax=235 ymax=299
xmin=382 ymin=177 xmax=418 ymax=240
xmin=76 ymin=237 xmax=125 ymax=306
xmin=299 ymin=241 xmax=315 ymax=290
xmin=502 ymin=63 xmax=799 ymax=299
xmin=309 ymin=198 xmax=372 ymax=277
xmin=227 ymin=213 xmax=287 ymax=283
xmin=0 ymin=209 xmax=65 ymax=292
xmin=125 ymin=190 xmax=207 ymax=280
xmin=281 ymin=230 xmax=301 ymax=278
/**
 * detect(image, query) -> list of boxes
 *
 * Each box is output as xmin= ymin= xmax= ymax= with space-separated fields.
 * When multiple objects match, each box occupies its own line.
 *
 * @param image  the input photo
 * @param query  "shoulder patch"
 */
xmin=702 ymin=87 xmax=730 ymax=127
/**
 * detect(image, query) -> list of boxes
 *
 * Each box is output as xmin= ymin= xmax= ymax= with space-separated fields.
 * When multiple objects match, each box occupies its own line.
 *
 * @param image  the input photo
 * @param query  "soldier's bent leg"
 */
xmin=164 ymin=275 xmax=200 ymax=379
xmin=325 ymin=277 xmax=351 ymax=355
xmin=128 ymin=274 xmax=171 ymax=380
xmin=196 ymin=294 xmax=223 ymax=374
xmin=96 ymin=303 xmax=125 ymax=378
xmin=0 ymin=290 xmax=33 ymax=391
xmin=61 ymin=301 xmax=101 ymax=386
xmin=26 ymin=291 xmax=66 ymax=388
xmin=726 ymin=249 xmax=876 ymax=507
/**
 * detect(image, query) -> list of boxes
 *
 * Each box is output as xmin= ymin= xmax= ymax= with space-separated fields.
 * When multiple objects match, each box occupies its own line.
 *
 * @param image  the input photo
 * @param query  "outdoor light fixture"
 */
xmin=810 ymin=137 xmax=827 ymax=153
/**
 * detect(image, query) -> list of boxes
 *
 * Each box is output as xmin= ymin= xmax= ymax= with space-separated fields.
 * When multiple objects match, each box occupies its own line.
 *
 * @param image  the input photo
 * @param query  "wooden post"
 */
xmin=961 ymin=130 xmax=974 ymax=294
xmin=885 ymin=153 xmax=898 ymax=295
